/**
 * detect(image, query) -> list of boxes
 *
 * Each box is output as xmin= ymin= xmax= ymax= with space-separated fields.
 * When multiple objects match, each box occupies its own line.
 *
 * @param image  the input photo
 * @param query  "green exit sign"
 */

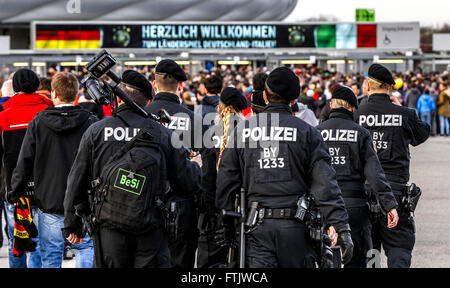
xmin=356 ymin=9 xmax=375 ymax=22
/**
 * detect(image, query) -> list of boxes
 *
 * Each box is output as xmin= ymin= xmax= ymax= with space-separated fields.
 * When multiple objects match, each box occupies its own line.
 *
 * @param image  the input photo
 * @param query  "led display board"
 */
xmin=32 ymin=22 xmax=420 ymax=51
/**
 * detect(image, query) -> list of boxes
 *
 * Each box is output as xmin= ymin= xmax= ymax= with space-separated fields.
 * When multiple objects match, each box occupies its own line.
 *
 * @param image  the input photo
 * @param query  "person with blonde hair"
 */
xmin=215 ymin=87 xmax=248 ymax=170
xmin=196 ymin=87 xmax=248 ymax=268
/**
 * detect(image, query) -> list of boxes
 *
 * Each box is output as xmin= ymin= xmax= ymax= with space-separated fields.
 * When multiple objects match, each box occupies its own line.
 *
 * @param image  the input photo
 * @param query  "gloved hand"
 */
xmin=335 ymin=224 xmax=354 ymax=265
xmin=320 ymin=234 xmax=334 ymax=268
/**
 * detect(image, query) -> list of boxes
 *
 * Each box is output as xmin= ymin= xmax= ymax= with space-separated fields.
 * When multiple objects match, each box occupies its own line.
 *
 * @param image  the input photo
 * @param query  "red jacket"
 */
xmin=0 ymin=93 xmax=53 ymax=200
xmin=243 ymin=93 xmax=253 ymax=118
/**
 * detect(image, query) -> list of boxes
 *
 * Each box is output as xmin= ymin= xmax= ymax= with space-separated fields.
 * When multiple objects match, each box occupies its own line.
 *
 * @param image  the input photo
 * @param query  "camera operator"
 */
xmin=63 ymin=70 xmax=201 ymax=268
xmin=354 ymin=64 xmax=430 ymax=268
xmin=145 ymin=59 xmax=205 ymax=268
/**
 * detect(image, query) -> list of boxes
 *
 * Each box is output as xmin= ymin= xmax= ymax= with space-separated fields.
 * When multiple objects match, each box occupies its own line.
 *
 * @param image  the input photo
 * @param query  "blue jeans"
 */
xmin=4 ymin=202 xmax=41 ymax=268
xmin=439 ymin=115 xmax=450 ymax=135
xmin=0 ymin=201 xmax=4 ymax=247
xmin=420 ymin=112 xmax=432 ymax=132
xmin=38 ymin=209 xmax=94 ymax=268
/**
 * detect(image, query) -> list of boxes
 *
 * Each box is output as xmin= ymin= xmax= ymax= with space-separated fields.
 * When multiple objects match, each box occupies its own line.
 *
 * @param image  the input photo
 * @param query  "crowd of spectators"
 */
xmin=180 ymin=65 xmax=450 ymax=136
xmin=1 ymin=63 xmax=450 ymax=136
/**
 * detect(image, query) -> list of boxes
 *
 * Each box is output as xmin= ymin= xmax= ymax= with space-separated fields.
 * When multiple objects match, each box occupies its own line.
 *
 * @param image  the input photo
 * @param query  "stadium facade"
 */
xmin=0 ymin=0 xmax=448 ymax=75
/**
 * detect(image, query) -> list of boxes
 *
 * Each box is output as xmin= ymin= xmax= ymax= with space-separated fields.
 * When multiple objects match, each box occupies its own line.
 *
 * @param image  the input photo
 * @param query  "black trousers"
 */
xmin=371 ymin=192 xmax=415 ymax=268
xmin=345 ymin=203 xmax=372 ymax=268
xmin=196 ymin=211 xmax=229 ymax=268
xmin=167 ymin=198 xmax=199 ymax=268
xmin=332 ymin=198 xmax=372 ymax=268
xmin=246 ymin=219 xmax=315 ymax=268
xmin=95 ymin=225 xmax=171 ymax=268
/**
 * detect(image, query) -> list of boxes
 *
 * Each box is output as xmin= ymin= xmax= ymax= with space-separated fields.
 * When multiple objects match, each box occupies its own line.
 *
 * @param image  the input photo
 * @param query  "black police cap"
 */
xmin=332 ymin=85 xmax=358 ymax=108
xmin=266 ymin=67 xmax=300 ymax=101
xmin=368 ymin=64 xmax=396 ymax=85
xmin=122 ymin=70 xmax=153 ymax=100
xmin=220 ymin=87 xmax=248 ymax=111
xmin=155 ymin=59 xmax=187 ymax=82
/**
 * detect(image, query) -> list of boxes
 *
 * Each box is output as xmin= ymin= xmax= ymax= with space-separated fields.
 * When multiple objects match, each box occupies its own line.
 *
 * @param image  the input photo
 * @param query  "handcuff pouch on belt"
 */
xmin=244 ymin=202 xmax=260 ymax=233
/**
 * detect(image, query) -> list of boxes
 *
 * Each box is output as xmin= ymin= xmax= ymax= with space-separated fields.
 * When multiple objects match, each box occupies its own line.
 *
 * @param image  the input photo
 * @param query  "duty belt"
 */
xmin=341 ymin=190 xmax=366 ymax=199
xmin=388 ymin=181 xmax=408 ymax=195
xmin=258 ymin=207 xmax=297 ymax=219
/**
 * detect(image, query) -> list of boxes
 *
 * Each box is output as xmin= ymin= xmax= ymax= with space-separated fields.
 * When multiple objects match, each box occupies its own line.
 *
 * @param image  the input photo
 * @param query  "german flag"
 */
xmin=36 ymin=29 xmax=101 ymax=49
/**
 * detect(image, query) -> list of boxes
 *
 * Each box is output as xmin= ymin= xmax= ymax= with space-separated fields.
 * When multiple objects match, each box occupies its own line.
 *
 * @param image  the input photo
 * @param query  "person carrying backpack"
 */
xmin=62 ymin=70 xmax=201 ymax=268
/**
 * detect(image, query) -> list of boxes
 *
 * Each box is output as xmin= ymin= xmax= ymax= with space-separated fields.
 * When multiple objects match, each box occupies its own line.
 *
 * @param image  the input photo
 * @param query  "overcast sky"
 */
xmin=284 ymin=0 xmax=449 ymax=27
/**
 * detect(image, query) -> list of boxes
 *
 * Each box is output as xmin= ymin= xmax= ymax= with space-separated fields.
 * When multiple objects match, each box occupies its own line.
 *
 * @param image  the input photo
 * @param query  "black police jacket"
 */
xmin=316 ymin=108 xmax=398 ymax=212
xmin=145 ymin=92 xmax=205 ymax=151
xmin=354 ymin=94 xmax=430 ymax=185
xmin=201 ymin=116 xmax=242 ymax=207
xmin=216 ymin=103 xmax=349 ymax=230
xmin=8 ymin=106 xmax=98 ymax=214
xmin=63 ymin=104 xmax=201 ymax=236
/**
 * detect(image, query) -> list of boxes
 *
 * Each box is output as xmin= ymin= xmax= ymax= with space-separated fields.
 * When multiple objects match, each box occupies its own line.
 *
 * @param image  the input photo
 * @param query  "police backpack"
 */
xmin=91 ymin=127 xmax=166 ymax=234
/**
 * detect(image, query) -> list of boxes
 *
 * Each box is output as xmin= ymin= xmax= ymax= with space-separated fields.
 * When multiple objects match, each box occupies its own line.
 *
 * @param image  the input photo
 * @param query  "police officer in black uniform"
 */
xmin=316 ymin=85 xmax=399 ymax=268
xmin=63 ymin=70 xmax=201 ymax=268
xmin=145 ymin=59 xmax=204 ymax=268
xmin=197 ymin=87 xmax=249 ymax=268
xmin=354 ymin=64 xmax=430 ymax=268
xmin=216 ymin=67 xmax=353 ymax=268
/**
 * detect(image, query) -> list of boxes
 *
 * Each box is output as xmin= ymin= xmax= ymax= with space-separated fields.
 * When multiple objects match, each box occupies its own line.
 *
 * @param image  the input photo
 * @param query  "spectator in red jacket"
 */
xmin=0 ymin=68 xmax=53 ymax=268
xmin=8 ymin=72 xmax=97 ymax=268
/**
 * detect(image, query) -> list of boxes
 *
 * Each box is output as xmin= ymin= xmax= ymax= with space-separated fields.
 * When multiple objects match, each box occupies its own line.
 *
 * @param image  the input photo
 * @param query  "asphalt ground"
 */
xmin=0 ymin=136 xmax=448 ymax=268
xmin=408 ymin=136 xmax=450 ymax=268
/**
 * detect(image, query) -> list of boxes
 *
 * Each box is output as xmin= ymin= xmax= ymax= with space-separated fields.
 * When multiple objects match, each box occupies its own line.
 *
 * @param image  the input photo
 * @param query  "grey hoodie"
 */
xmin=294 ymin=102 xmax=318 ymax=127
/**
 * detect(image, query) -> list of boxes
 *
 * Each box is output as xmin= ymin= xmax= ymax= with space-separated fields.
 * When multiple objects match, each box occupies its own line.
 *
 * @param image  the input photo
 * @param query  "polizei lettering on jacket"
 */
xmin=321 ymin=129 xmax=358 ymax=142
xmin=242 ymin=127 xmax=297 ymax=142
xmin=163 ymin=116 xmax=190 ymax=131
xmin=358 ymin=114 xmax=402 ymax=127
xmin=104 ymin=127 xmax=140 ymax=141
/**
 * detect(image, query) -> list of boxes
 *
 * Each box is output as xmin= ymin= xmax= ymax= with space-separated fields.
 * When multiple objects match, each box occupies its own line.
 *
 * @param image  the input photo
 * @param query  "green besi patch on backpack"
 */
xmin=113 ymin=168 xmax=146 ymax=195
